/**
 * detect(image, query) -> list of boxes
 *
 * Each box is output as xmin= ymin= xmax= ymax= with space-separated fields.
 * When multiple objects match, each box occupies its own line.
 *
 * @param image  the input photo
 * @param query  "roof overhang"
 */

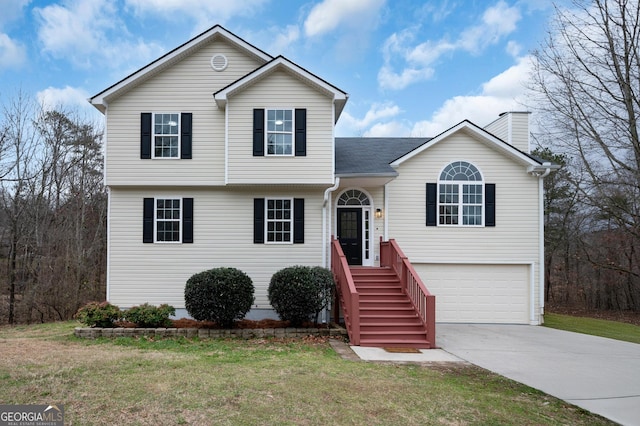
xmin=390 ymin=120 xmax=547 ymax=170
xmin=336 ymin=173 xmax=398 ymax=187
xmin=89 ymin=25 xmax=272 ymax=114
xmin=214 ymin=56 xmax=348 ymax=122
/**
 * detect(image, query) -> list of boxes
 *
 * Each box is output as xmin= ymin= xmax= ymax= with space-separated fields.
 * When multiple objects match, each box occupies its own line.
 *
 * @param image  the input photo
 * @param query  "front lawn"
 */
xmin=0 ymin=322 xmax=613 ymax=425
xmin=544 ymin=312 xmax=640 ymax=344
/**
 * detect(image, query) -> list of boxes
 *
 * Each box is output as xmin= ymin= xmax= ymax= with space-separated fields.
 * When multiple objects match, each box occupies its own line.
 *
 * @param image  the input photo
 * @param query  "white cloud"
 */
xmin=506 ymin=40 xmax=522 ymax=57
xmin=267 ymin=25 xmax=301 ymax=54
xmin=364 ymin=121 xmax=411 ymax=137
xmin=0 ymin=33 xmax=26 ymax=69
xmin=37 ymin=85 xmax=90 ymax=111
xmin=125 ymin=0 xmax=268 ymax=33
xmin=34 ymin=0 xmax=163 ymax=70
xmin=304 ymin=0 xmax=386 ymax=37
xmin=0 ymin=0 xmax=29 ymax=70
xmin=336 ymin=101 xmax=402 ymax=136
xmin=378 ymin=1 xmax=522 ymax=90
xmin=303 ymin=0 xmax=386 ymax=62
xmin=0 ymin=0 xmax=30 ymax=29
xmin=411 ymin=56 xmax=533 ymax=136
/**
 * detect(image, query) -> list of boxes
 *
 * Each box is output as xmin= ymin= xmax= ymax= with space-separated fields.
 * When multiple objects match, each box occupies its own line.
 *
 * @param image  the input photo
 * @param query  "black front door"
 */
xmin=337 ymin=208 xmax=362 ymax=265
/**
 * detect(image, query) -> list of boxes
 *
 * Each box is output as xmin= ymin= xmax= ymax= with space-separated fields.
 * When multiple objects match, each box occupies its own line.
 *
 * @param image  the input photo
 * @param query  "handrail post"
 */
xmin=330 ymin=236 xmax=360 ymax=346
xmin=379 ymin=238 xmax=437 ymax=349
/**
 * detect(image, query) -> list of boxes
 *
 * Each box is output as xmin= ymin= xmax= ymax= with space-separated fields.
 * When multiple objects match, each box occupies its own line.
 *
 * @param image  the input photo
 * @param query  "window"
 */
xmin=153 ymin=114 xmax=179 ymax=158
xmin=267 ymin=109 xmax=293 ymax=155
xmin=253 ymin=109 xmax=306 ymax=156
xmin=140 ymin=113 xmax=192 ymax=160
xmin=266 ymin=198 xmax=292 ymax=242
xmin=156 ymin=198 xmax=181 ymax=241
xmin=438 ymin=161 xmax=483 ymax=226
xmin=254 ymin=198 xmax=304 ymax=244
xmin=143 ymin=197 xmax=193 ymax=243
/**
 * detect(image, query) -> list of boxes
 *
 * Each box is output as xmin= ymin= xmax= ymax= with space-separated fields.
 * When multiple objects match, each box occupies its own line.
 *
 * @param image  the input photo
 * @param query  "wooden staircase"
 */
xmin=350 ymin=267 xmax=431 ymax=348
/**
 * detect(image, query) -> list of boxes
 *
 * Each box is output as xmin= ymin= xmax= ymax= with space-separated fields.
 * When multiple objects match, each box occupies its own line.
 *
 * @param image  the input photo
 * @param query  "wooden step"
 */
xmin=344 ymin=266 xmax=434 ymax=349
xmin=359 ymin=338 xmax=431 ymax=349
xmin=355 ymin=285 xmax=403 ymax=294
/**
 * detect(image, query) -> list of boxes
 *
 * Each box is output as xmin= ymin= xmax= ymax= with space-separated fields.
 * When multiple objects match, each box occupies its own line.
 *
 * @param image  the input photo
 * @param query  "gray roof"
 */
xmin=335 ymin=137 xmax=430 ymax=176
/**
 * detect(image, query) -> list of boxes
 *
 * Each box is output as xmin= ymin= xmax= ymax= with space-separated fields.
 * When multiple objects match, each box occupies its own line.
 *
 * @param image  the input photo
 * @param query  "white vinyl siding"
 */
xmin=484 ymin=111 xmax=530 ymax=153
xmin=104 ymin=39 xmax=264 ymax=187
xmin=107 ymin=187 xmax=325 ymax=309
xmin=385 ymin=131 xmax=542 ymax=323
xmin=226 ymin=70 xmax=334 ymax=184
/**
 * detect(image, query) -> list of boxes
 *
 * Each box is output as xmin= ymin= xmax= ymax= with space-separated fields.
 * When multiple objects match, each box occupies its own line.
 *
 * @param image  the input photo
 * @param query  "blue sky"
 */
xmin=0 ymin=0 xmax=556 ymax=137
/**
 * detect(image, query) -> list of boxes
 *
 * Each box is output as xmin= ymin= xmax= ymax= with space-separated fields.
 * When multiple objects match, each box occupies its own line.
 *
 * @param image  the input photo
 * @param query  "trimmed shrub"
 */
xmin=125 ymin=303 xmax=175 ymax=328
xmin=268 ymin=266 xmax=335 ymax=326
xmin=184 ymin=267 xmax=255 ymax=328
xmin=75 ymin=301 xmax=121 ymax=327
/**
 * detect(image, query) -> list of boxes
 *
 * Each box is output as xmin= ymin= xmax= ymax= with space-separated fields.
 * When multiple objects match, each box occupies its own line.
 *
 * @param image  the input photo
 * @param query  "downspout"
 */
xmin=322 ymin=177 xmax=340 ymax=325
xmin=322 ymin=177 xmax=341 ymax=268
xmin=536 ymin=165 xmax=551 ymax=324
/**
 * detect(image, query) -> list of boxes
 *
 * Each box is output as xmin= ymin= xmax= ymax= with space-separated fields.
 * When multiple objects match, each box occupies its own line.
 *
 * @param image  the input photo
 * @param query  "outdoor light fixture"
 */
xmin=375 ymin=208 xmax=382 ymax=219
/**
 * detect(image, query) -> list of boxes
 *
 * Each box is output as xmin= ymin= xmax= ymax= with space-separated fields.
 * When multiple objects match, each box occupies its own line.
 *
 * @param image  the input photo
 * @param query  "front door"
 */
xmin=337 ymin=208 xmax=362 ymax=265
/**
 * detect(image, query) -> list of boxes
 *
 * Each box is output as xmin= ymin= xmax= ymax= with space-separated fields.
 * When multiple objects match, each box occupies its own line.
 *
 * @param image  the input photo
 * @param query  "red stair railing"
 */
xmin=380 ymin=238 xmax=436 ymax=348
xmin=331 ymin=237 xmax=360 ymax=345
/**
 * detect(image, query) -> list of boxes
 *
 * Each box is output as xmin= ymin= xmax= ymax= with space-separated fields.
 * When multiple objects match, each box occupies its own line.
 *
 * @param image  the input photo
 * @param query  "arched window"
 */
xmin=337 ymin=189 xmax=370 ymax=206
xmin=438 ymin=161 xmax=483 ymax=225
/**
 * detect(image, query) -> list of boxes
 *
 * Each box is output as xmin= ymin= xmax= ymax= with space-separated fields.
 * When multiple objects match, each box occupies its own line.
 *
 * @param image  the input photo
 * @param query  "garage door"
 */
xmin=414 ymin=264 xmax=530 ymax=324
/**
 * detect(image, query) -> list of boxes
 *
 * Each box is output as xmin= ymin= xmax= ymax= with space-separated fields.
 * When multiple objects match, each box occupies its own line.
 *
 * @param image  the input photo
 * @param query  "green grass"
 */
xmin=0 ymin=321 xmax=613 ymax=425
xmin=543 ymin=313 xmax=640 ymax=344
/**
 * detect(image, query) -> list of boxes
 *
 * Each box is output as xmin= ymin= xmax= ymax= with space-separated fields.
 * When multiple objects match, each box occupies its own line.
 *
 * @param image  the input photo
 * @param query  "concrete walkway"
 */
xmin=437 ymin=324 xmax=640 ymax=426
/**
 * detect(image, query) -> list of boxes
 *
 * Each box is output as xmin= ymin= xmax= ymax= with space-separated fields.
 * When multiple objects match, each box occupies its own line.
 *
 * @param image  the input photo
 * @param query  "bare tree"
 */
xmin=0 ymin=91 xmax=41 ymax=324
xmin=531 ymin=0 xmax=640 ymax=310
xmin=0 ymin=93 xmax=106 ymax=324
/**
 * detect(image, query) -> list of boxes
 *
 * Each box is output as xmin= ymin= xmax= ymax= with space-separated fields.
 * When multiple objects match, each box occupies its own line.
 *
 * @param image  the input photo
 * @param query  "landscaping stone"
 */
xmin=74 ymin=325 xmax=348 ymax=340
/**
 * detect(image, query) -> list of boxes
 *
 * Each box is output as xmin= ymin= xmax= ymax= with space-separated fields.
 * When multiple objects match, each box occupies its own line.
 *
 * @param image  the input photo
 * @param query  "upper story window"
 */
xmin=253 ymin=109 xmax=306 ymax=157
xmin=140 ymin=113 xmax=192 ymax=160
xmin=267 ymin=109 xmax=293 ymax=155
xmin=153 ymin=113 xmax=179 ymax=158
xmin=438 ymin=161 xmax=484 ymax=226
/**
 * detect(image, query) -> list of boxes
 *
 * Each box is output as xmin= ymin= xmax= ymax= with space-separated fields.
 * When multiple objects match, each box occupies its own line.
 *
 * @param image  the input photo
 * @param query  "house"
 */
xmin=89 ymin=25 xmax=556 ymax=344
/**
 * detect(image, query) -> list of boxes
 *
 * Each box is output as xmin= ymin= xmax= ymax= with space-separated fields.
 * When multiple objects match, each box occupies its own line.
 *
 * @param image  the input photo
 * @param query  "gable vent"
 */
xmin=210 ymin=54 xmax=228 ymax=71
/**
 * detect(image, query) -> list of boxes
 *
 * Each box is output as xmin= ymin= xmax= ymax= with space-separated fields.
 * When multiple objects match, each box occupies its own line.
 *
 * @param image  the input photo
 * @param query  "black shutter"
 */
xmin=295 ymin=108 xmax=306 ymax=156
xmin=253 ymin=109 xmax=264 ymax=156
xmin=141 ymin=113 xmax=152 ymax=159
xmin=293 ymin=198 xmax=304 ymax=243
xmin=143 ymin=198 xmax=154 ymax=243
xmin=182 ymin=198 xmax=194 ymax=243
xmin=254 ymin=198 xmax=265 ymax=243
xmin=485 ymin=183 xmax=496 ymax=227
xmin=181 ymin=113 xmax=192 ymax=159
xmin=426 ymin=183 xmax=437 ymax=226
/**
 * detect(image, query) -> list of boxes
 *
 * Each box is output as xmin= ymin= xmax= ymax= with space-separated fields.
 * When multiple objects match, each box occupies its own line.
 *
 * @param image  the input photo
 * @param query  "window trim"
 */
xmin=151 ymin=113 xmax=181 ymax=160
xmin=437 ymin=161 xmax=484 ymax=227
xmin=265 ymin=197 xmax=294 ymax=244
xmin=143 ymin=197 xmax=193 ymax=244
xmin=154 ymin=197 xmax=183 ymax=243
xmin=265 ymin=108 xmax=294 ymax=157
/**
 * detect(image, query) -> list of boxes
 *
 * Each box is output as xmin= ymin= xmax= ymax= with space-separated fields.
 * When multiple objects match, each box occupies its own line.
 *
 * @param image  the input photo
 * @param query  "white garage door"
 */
xmin=414 ymin=264 xmax=530 ymax=324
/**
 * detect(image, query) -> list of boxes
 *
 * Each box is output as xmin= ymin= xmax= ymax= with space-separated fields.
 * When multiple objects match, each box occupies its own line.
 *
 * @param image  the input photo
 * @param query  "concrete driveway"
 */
xmin=437 ymin=324 xmax=640 ymax=426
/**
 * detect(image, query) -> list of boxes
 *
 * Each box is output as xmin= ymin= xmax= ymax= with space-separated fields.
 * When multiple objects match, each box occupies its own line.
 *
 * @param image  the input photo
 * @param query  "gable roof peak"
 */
xmin=89 ymin=24 xmax=272 ymax=113
xmin=213 ymin=54 xmax=348 ymax=121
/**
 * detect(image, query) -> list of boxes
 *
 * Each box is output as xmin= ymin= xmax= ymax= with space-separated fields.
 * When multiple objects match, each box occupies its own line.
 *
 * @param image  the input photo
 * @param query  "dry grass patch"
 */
xmin=0 ymin=322 xmax=614 ymax=426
